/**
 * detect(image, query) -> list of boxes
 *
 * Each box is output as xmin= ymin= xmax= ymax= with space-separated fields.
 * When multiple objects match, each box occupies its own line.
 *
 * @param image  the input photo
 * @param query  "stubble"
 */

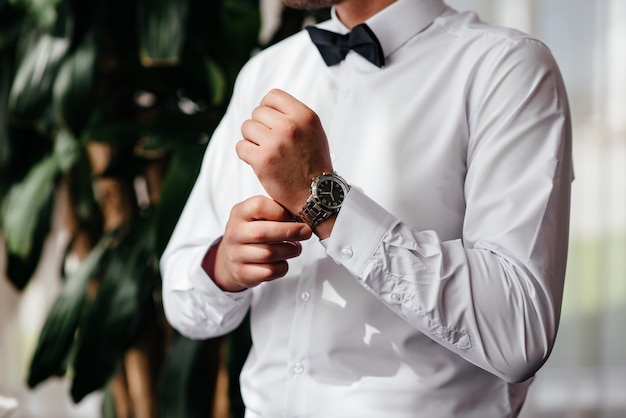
xmin=282 ymin=0 xmax=342 ymax=10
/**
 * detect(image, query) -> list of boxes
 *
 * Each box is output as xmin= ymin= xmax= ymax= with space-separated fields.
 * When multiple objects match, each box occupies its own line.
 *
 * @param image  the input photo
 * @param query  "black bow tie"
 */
xmin=306 ymin=23 xmax=385 ymax=68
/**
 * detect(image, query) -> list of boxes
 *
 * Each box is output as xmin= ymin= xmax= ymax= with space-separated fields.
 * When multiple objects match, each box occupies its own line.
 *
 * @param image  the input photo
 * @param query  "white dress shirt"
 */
xmin=160 ymin=0 xmax=573 ymax=416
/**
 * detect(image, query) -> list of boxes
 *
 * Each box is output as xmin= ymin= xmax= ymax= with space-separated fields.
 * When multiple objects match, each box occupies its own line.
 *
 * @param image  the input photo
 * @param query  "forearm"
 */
xmin=324 ymin=188 xmax=569 ymax=382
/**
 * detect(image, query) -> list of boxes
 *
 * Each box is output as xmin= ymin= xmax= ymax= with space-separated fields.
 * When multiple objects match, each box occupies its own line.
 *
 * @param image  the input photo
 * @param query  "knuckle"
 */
xmin=281 ymin=120 xmax=299 ymax=137
xmin=231 ymin=200 xmax=245 ymax=215
xmin=266 ymin=88 xmax=281 ymax=101
xmin=302 ymin=109 xmax=318 ymax=125
xmin=247 ymin=195 xmax=266 ymax=214
xmin=248 ymin=222 xmax=266 ymax=242
xmin=258 ymin=246 xmax=274 ymax=262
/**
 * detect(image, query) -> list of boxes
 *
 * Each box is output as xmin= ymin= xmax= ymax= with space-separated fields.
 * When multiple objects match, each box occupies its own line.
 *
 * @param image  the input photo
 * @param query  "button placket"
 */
xmin=325 ymin=59 xmax=354 ymax=165
xmin=285 ymin=262 xmax=317 ymax=408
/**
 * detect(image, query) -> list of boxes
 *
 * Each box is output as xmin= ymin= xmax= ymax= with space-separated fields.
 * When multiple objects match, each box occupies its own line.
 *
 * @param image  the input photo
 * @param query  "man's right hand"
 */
xmin=205 ymin=195 xmax=313 ymax=292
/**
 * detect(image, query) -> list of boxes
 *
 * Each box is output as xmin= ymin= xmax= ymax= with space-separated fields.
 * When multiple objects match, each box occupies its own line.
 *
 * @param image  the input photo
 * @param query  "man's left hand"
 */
xmin=237 ymin=88 xmax=333 ymax=215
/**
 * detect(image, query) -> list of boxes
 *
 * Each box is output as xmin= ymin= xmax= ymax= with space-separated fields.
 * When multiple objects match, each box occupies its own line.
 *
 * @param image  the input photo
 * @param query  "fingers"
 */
xmin=237 ymin=105 xmax=283 ymax=166
xmin=238 ymin=97 xmax=293 ymax=148
xmin=234 ymin=195 xmax=293 ymax=223
xmin=242 ymin=89 xmax=311 ymax=140
xmin=240 ymin=105 xmax=277 ymax=145
xmin=259 ymin=88 xmax=303 ymax=114
xmin=229 ymin=260 xmax=290 ymax=288
xmin=227 ymin=209 xmax=312 ymax=247
xmin=223 ymin=240 xmax=303 ymax=286
xmin=250 ymin=103 xmax=282 ymax=129
xmin=232 ymin=240 xmax=303 ymax=265
xmin=215 ymin=196 xmax=313 ymax=291
xmin=227 ymin=216 xmax=311 ymax=246
xmin=214 ymin=240 xmax=296 ymax=292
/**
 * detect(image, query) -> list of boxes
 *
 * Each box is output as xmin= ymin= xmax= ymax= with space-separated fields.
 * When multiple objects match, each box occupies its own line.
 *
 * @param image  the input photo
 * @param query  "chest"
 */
xmin=308 ymin=69 xmax=470 ymax=239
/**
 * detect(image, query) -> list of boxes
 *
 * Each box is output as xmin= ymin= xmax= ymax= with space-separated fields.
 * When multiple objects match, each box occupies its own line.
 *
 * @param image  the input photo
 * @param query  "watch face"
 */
xmin=314 ymin=175 xmax=347 ymax=210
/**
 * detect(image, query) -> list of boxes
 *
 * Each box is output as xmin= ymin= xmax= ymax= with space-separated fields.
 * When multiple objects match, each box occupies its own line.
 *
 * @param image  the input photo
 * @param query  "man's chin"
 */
xmin=282 ymin=0 xmax=340 ymax=11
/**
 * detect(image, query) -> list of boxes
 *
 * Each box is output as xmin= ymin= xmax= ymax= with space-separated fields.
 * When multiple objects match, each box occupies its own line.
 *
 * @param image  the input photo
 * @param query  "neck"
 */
xmin=335 ymin=0 xmax=396 ymax=28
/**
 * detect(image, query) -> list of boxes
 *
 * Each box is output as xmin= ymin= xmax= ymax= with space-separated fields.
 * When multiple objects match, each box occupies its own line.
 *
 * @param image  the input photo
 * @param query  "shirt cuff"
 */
xmin=323 ymin=188 xmax=398 ymax=277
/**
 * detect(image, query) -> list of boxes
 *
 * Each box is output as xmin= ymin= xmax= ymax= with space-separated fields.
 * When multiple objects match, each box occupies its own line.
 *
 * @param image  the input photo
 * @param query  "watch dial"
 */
xmin=317 ymin=178 xmax=345 ymax=210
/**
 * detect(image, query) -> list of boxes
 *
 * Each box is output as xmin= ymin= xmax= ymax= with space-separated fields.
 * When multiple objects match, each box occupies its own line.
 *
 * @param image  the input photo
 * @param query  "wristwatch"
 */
xmin=296 ymin=171 xmax=351 ymax=228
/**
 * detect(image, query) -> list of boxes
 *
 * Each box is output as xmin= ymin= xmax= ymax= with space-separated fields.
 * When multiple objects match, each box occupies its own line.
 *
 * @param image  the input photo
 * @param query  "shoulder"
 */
xmin=239 ymin=29 xmax=316 ymax=78
xmin=429 ymin=7 xmax=564 ymax=103
xmin=434 ymin=8 xmax=558 ymax=69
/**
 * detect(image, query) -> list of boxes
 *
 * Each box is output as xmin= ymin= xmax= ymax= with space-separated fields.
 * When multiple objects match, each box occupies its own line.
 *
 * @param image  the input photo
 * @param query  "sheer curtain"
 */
xmin=446 ymin=1 xmax=626 ymax=416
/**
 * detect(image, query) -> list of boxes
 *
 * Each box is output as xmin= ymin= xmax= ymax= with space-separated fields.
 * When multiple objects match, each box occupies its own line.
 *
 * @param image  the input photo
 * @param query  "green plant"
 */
xmin=0 ymin=0 xmax=268 ymax=416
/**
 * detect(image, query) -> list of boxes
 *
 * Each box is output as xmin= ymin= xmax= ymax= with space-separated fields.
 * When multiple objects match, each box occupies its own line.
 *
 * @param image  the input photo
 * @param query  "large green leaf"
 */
xmin=53 ymin=128 xmax=80 ymax=173
xmin=27 ymin=233 xmax=115 ymax=387
xmin=2 ymin=129 xmax=76 ymax=290
xmin=78 ymin=84 xmax=142 ymax=146
xmin=8 ymin=32 xmax=69 ymax=122
xmin=1 ymin=133 xmax=53 ymax=292
xmin=2 ymin=154 xmax=58 ymax=258
xmin=64 ymin=144 xmax=102 ymax=227
xmin=52 ymin=32 xmax=97 ymax=136
xmin=0 ymin=125 xmax=52 ymax=193
xmin=137 ymin=0 xmax=189 ymax=65
xmin=158 ymin=333 xmax=218 ymax=418
xmin=6 ymin=193 xmax=53 ymax=290
xmin=178 ymin=51 xmax=228 ymax=109
xmin=218 ymin=0 xmax=260 ymax=83
xmin=153 ymin=144 xmax=205 ymax=256
xmin=70 ymin=215 xmax=156 ymax=402
xmin=4 ymin=220 xmax=50 ymax=291
xmin=10 ymin=0 xmax=63 ymax=31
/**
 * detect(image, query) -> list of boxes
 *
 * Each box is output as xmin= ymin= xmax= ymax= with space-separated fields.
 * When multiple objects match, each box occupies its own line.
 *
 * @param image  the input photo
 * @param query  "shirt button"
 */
xmin=216 ymin=296 xmax=227 ymax=306
xmin=300 ymin=291 xmax=311 ymax=302
xmin=341 ymin=247 xmax=353 ymax=259
xmin=293 ymin=362 xmax=305 ymax=374
xmin=390 ymin=293 xmax=401 ymax=302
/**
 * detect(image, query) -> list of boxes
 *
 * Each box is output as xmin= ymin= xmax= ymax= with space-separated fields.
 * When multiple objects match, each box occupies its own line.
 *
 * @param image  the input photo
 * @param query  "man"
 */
xmin=160 ymin=0 xmax=573 ymax=416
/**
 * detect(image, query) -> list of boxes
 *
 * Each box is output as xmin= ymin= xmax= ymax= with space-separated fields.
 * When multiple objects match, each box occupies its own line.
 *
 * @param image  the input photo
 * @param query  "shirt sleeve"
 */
xmin=159 ymin=66 xmax=255 ymax=341
xmin=323 ymin=38 xmax=573 ymax=383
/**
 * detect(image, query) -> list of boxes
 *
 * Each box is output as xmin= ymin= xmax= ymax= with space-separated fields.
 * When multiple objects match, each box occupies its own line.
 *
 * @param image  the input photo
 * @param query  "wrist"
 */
xmin=312 ymin=213 xmax=337 ymax=240
xmin=201 ymin=238 xmax=246 ymax=293
xmin=295 ymin=171 xmax=350 ymax=229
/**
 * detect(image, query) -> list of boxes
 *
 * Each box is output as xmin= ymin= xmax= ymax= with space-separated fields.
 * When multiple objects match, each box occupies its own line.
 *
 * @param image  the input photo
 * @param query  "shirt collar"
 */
xmin=326 ymin=0 xmax=447 ymax=59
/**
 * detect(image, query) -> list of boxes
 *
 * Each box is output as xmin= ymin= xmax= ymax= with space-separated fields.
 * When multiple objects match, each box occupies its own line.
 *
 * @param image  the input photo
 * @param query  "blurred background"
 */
xmin=1 ymin=0 xmax=625 ymax=417
xmin=447 ymin=1 xmax=626 ymax=417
